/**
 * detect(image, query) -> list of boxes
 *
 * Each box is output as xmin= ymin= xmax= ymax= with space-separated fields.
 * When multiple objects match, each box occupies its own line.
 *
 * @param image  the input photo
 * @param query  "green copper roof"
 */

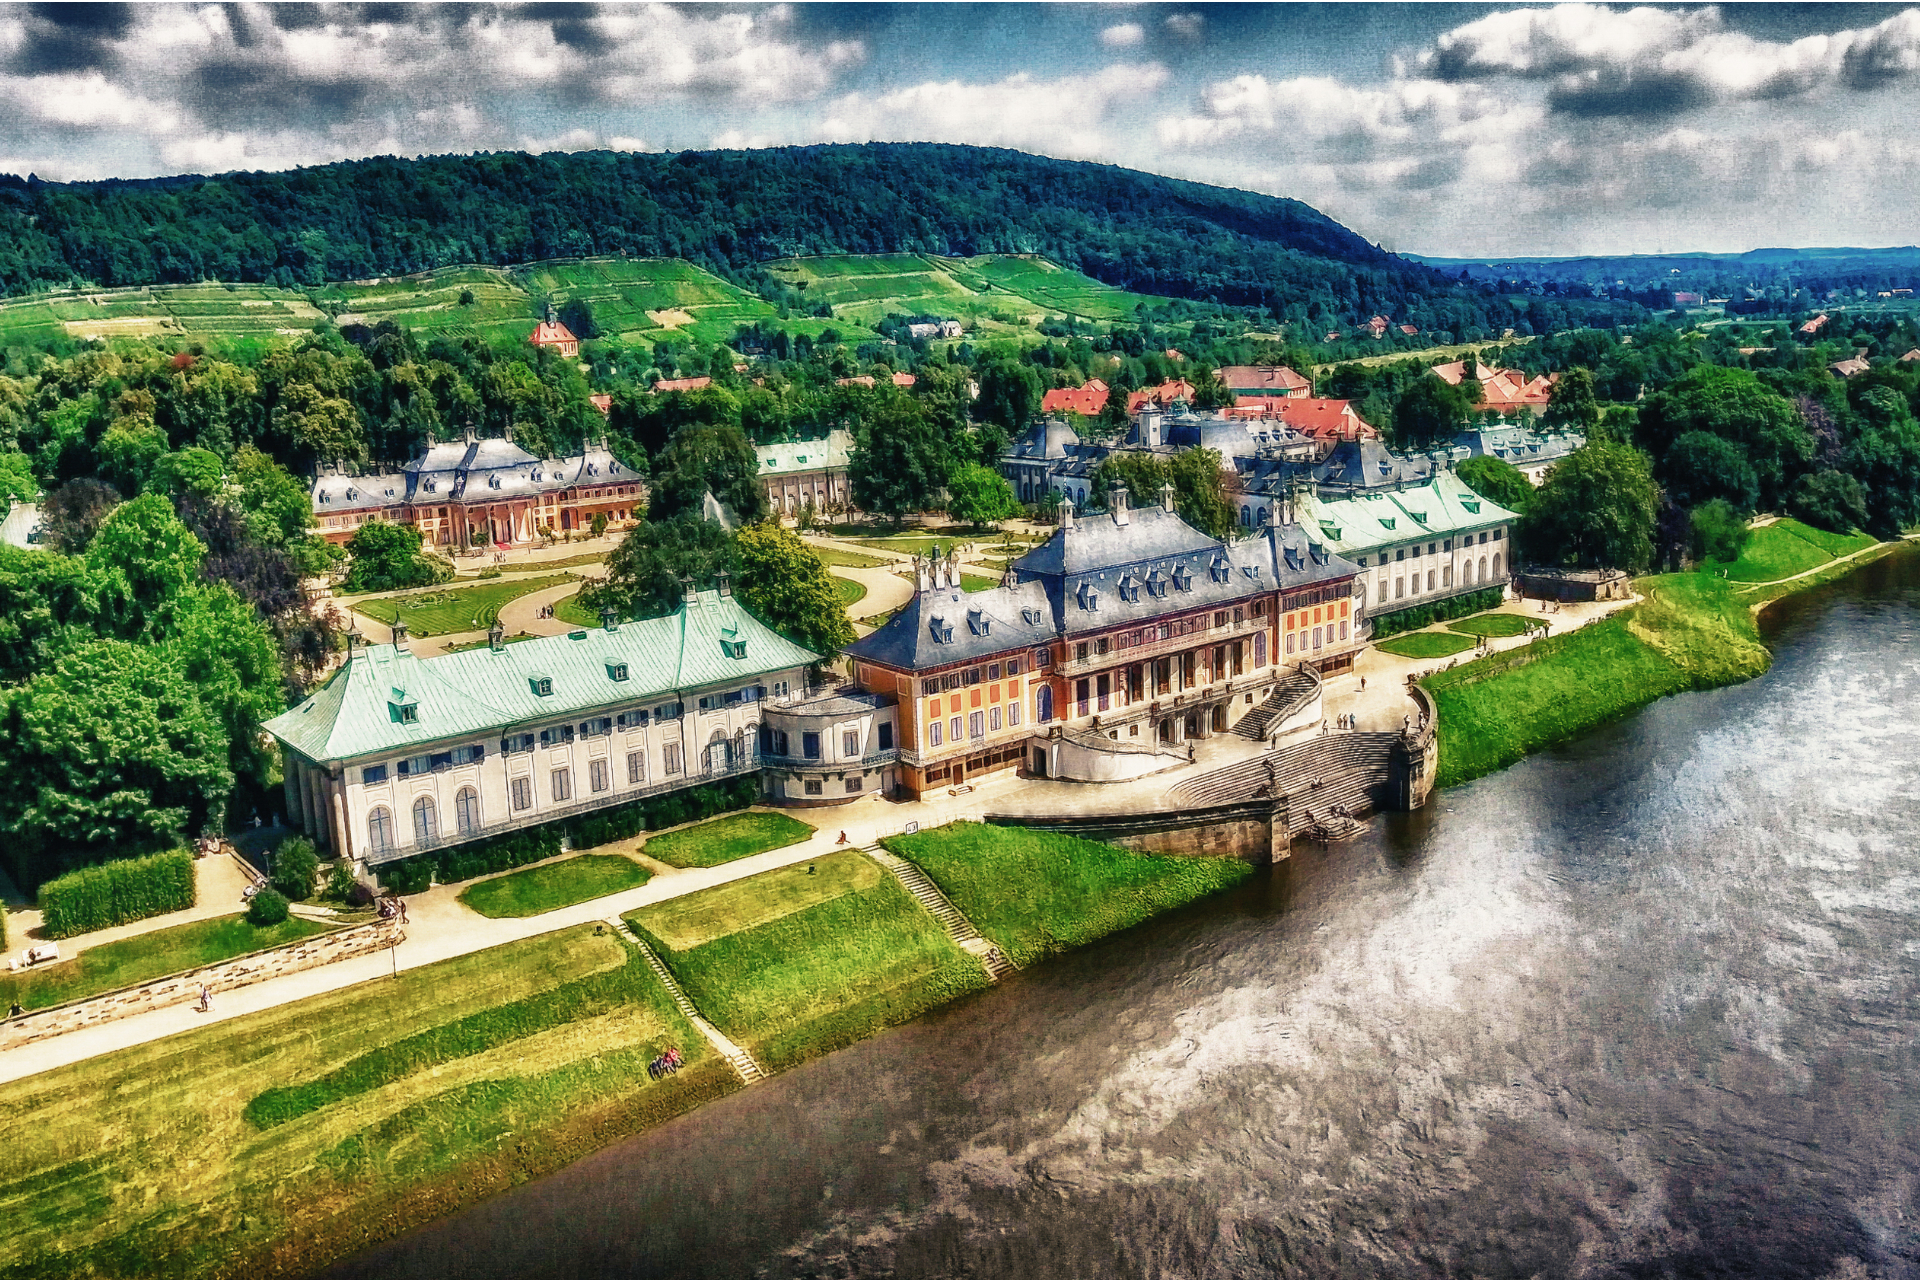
xmin=1297 ymin=472 xmax=1519 ymax=556
xmin=264 ymin=589 xmax=820 ymax=763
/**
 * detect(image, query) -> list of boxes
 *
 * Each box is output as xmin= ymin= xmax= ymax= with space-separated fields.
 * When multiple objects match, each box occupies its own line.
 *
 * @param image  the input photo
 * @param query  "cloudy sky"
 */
xmin=2 ymin=2 xmax=1918 ymax=258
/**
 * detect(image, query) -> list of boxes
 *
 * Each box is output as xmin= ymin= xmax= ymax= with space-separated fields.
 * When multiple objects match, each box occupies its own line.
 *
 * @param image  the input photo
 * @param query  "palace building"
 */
xmin=264 ymin=584 xmax=822 ymax=869
xmin=843 ymin=484 xmax=1363 ymax=798
xmin=311 ymin=427 xmax=644 ymax=548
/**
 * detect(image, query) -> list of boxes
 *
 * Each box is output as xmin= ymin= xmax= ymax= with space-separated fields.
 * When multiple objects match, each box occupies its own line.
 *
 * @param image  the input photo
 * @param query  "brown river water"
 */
xmin=326 ymin=546 xmax=1920 ymax=1279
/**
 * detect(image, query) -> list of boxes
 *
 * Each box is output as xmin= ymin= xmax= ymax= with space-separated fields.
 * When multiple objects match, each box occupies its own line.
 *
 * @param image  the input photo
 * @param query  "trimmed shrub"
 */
xmin=248 ymin=888 xmax=290 ymax=927
xmin=322 ymin=860 xmax=358 ymax=903
xmin=271 ymin=837 xmax=321 ymax=902
xmin=1370 ymin=586 xmax=1505 ymax=640
xmin=375 ymin=774 xmax=760 ymax=893
xmin=38 ymin=850 xmax=197 ymax=940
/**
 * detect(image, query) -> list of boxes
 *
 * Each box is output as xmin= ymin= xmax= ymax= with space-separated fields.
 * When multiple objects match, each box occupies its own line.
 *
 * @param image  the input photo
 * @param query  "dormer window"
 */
xmin=1209 ymin=558 xmax=1231 ymax=584
xmin=607 ymin=661 xmax=629 ymax=681
xmin=1461 ymin=499 xmax=1481 ymax=514
xmin=967 ymin=609 xmax=990 ymax=636
xmin=930 ymin=617 xmax=954 ymax=644
xmin=723 ymin=639 xmax=747 ymax=659
xmin=531 ymin=676 xmax=554 ymax=697
xmin=1380 ymin=517 xmax=1396 ymax=530
xmin=1173 ymin=566 xmax=1193 ymax=591
xmin=1118 ymin=576 xmax=1140 ymax=603
xmin=1077 ymin=582 xmax=1100 ymax=612
xmin=1021 ymin=607 xmax=1042 ymax=626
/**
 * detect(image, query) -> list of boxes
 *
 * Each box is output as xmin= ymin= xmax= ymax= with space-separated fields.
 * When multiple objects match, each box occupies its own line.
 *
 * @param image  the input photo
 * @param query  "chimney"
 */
xmin=1160 ymin=481 xmax=1177 ymax=513
xmin=502 ymin=421 xmax=516 ymax=443
xmin=1109 ymin=484 xmax=1130 ymax=526
xmin=391 ymin=620 xmax=409 ymax=649
xmin=716 ymin=571 xmax=731 ymax=598
xmin=462 ymin=421 xmax=476 ymax=446
xmin=680 ymin=574 xmax=697 ymax=606
xmin=1060 ymin=503 xmax=1074 ymax=531
xmin=914 ymin=553 xmax=931 ymax=595
xmin=601 ymin=606 xmax=619 ymax=632
xmin=488 ymin=621 xmax=506 ymax=652
xmin=346 ymin=627 xmax=365 ymax=655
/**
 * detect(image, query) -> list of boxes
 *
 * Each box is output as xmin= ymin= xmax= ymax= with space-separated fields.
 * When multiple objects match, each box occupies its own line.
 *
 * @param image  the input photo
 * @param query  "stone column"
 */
xmin=300 ymin=761 xmax=320 ymax=839
xmin=329 ymin=770 xmax=352 ymax=858
xmin=283 ymin=758 xmax=304 ymax=831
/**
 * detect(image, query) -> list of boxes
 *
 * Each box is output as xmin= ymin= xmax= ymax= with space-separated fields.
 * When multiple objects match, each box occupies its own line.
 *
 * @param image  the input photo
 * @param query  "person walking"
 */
xmin=198 ymin=984 xmax=212 ymax=1014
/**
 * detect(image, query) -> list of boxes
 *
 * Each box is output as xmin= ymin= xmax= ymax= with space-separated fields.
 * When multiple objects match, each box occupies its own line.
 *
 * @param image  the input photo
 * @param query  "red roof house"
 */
xmin=1124 ymin=379 xmax=1196 ymax=413
xmin=1365 ymin=316 xmax=1391 ymax=338
xmin=530 ymin=308 xmax=580 ymax=358
xmin=1399 ymin=324 xmax=1419 ymax=336
xmin=891 ymin=372 xmax=917 ymax=388
xmin=588 ymin=393 xmax=612 ymax=416
xmin=1798 ymin=314 xmax=1830 ymax=336
xmin=1041 ymin=380 xmax=1110 ymax=417
xmin=1273 ymin=398 xmax=1379 ymax=448
xmin=1216 ymin=365 xmax=1310 ymax=398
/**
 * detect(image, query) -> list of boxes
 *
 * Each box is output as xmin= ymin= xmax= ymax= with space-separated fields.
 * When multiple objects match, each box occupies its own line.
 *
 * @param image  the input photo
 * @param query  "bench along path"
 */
xmin=606 ymin=917 xmax=765 ymax=1085
xmin=864 ymin=847 xmax=1017 ymax=982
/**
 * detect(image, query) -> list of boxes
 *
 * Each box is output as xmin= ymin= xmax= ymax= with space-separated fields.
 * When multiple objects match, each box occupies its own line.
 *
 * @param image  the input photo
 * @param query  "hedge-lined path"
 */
xmin=4 ymin=854 xmax=257 ymax=955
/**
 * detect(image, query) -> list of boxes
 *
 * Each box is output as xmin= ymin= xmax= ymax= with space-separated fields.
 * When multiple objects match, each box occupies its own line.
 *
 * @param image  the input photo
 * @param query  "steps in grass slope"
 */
xmin=607 ymin=917 xmax=764 ymax=1084
xmin=864 ymin=847 xmax=1017 ymax=982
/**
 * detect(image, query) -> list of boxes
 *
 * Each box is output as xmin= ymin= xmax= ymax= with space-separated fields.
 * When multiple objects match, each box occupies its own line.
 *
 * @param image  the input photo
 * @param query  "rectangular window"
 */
xmin=845 ymin=777 xmax=862 ymax=794
xmin=878 ymin=723 xmax=893 ymax=750
xmin=969 ymin=711 xmax=984 ymax=740
xmin=771 ymin=729 xmax=789 ymax=756
xmin=361 ymin=764 xmax=388 ymax=785
xmin=589 ymin=759 xmax=609 ymax=793
xmin=581 ymin=717 xmax=612 ymax=737
xmin=988 ymin=663 xmax=1001 ymax=680
xmin=1096 ymin=673 xmax=1110 ymax=712
xmin=1076 ymin=642 xmax=1089 ymax=662
xmin=628 ymin=752 xmax=644 ymax=784
xmin=453 ymin=744 xmax=484 ymax=765
xmin=663 ymin=742 xmax=683 ymax=775
xmin=930 ymin=720 xmax=943 ymax=746
xmin=655 ymin=702 xmax=683 ymax=720
xmin=510 ymin=776 xmax=532 ymax=811
xmin=1076 ymin=678 xmax=1090 ymax=717
xmin=1007 ymin=701 xmax=1021 ymax=727
xmin=1287 ymin=633 xmax=1296 ymax=654
xmin=1396 ymin=578 xmax=1406 ymax=599
xmin=1214 ymin=611 xmax=1227 ymax=628
xmin=842 ymin=730 xmax=859 ymax=757
xmin=1340 ymin=620 xmax=1349 ymax=640
xmin=616 ymin=710 xmax=648 ymax=729
xmin=503 ymin=732 xmax=535 ymax=754
xmin=539 ymin=726 xmax=574 ymax=748
xmin=551 ymin=769 xmax=572 ymax=802
xmin=1378 ymin=581 xmax=1388 ymax=604
xmin=804 ymin=779 xmax=823 ymax=796
xmin=1007 ymin=658 xmax=1020 ymax=676
xmin=803 ymin=732 xmax=821 ymax=760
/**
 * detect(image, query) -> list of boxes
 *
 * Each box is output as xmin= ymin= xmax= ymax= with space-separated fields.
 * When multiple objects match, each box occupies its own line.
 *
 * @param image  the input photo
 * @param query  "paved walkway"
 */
xmin=4 ymin=855 xmax=256 ymax=955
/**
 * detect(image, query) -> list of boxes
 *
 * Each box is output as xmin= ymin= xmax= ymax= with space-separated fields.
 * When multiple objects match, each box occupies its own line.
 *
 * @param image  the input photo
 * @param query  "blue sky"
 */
xmin=2 ymin=3 xmax=1917 ymax=258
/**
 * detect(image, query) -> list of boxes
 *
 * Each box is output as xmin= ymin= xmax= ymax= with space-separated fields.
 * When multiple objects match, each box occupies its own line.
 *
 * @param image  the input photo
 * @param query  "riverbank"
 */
xmin=0 ymin=826 xmax=1250 ymax=1280
xmin=1423 ymin=537 xmax=1904 ymax=787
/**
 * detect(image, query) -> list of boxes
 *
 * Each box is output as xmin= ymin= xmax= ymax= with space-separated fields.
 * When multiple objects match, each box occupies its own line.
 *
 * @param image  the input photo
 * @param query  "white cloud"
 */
xmin=1101 ymin=23 xmax=1145 ymax=49
xmin=7 ymin=74 xmax=181 ymax=131
xmin=1165 ymin=13 xmax=1204 ymax=40
xmin=816 ymin=63 xmax=1171 ymax=160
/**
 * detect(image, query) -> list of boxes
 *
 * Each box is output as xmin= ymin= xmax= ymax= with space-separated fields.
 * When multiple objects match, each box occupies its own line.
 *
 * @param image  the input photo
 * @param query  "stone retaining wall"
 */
xmin=984 ymin=800 xmax=1288 ymax=865
xmin=0 ymin=919 xmax=402 ymax=1051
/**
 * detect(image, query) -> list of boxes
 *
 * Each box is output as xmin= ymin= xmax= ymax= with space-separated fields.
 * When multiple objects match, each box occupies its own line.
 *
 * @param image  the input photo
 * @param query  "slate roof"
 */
xmin=1004 ymin=418 xmax=1082 ymax=462
xmin=264 ymin=590 xmax=819 ymax=763
xmin=313 ymin=437 xmax=633 ymax=513
xmin=1454 ymin=424 xmax=1584 ymax=468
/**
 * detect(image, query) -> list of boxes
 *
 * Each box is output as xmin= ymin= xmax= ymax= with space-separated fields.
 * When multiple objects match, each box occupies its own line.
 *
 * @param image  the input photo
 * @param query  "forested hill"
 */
xmin=0 ymin=143 xmax=1474 ymax=324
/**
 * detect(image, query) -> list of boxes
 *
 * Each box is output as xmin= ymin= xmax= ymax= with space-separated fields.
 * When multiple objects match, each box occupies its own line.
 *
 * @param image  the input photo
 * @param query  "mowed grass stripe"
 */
xmin=458 ymin=854 xmax=651 ymax=919
xmin=639 ymin=809 xmax=817 ymax=871
xmin=630 ymin=848 xmax=867 ymax=950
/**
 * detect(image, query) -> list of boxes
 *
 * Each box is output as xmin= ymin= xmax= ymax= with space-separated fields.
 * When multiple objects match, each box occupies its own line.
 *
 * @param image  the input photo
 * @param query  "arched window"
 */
xmin=1479 ymin=555 xmax=1489 ymax=582
xmin=413 ymin=795 xmax=437 ymax=844
xmin=1443 ymin=564 xmax=1453 ymax=588
xmin=455 ymin=787 xmax=480 ymax=834
xmin=1463 ymin=559 xmax=1476 ymax=585
xmin=705 ymin=729 xmax=730 ymax=772
xmin=1035 ymin=685 xmax=1054 ymax=723
xmin=368 ymin=806 xmax=394 ymax=855
xmin=1492 ymin=552 xmax=1503 ymax=578
xmin=1240 ymin=505 xmax=1250 ymax=527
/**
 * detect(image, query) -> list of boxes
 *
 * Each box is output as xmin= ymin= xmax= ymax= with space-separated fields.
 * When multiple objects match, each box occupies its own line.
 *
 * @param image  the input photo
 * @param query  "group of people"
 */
xmin=648 ymin=1045 xmax=684 ymax=1079
xmin=377 ymin=896 xmax=409 ymax=923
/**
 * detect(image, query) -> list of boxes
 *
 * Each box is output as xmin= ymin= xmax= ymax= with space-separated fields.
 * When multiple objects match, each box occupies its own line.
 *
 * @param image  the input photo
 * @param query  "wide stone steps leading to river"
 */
xmin=609 ymin=917 xmax=765 ymax=1084
xmin=1167 ymin=732 xmax=1399 ymax=834
xmin=865 ymin=847 xmax=1017 ymax=982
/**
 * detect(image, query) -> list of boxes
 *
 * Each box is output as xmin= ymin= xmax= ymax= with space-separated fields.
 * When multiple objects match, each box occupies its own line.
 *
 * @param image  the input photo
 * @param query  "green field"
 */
xmin=640 ymin=810 xmax=816 ymax=871
xmin=552 ymin=589 xmax=599 ymax=629
xmin=1448 ymin=612 xmax=1534 ymax=639
xmin=763 ymin=253 xmax=1169 ymax=331
xmin=457 ymin=854 xmax=652 ymax=919
xmin=351 ymin=574 xmax=577 ymax=637
xmin=0 ymin=925 xmax=730 ymax=1278
xmin=885 ymin=822 xmax=1255 ymax=968
xmin=0 ymin=282 xmax=327 ymax=346
xmin=627 ymin=850 xmax=986 ymax=1071
xmin=959 ymin=574 xmax=1000 ymax=593
xmin=834 ymin=575 xmax=868 ymax=607
xmin=1708 ymin=518 xmax=1879 ymax=583
xmin=1374 ymin=630 xmax=1477 ymax=659
xmin=0 ymin=914 xmax=331 ymax=1012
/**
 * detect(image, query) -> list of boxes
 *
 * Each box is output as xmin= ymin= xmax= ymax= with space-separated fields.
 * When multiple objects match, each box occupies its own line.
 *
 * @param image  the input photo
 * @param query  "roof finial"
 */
xmin=391 ymin=620 xmax=409 ymax=649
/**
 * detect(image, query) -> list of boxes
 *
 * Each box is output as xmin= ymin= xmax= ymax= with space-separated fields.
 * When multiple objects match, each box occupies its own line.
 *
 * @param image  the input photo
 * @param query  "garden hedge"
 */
xmin=38 ymin=849 xmax=197 ymax=940
xmin=1369 ymin=587 xmax=1505 ymax=640
xmin=376 ymin=775 xmax=759 ymax=894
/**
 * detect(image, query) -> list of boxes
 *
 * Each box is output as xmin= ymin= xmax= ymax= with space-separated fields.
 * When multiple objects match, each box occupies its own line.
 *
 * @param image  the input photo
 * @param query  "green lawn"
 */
xmin=834 ymin=575 xmax=869 ymax=607
xmin=352 ymin=574 xmax=576 ymax=636
xmin=627 ymin=851 xmax=987 ymax=1071
xmin=1708 ymin=522 xmax=1837 ymax=582
xmin=0 ymin=913 xmax=332 ymax=1012
xmin=1374 ymin=630 xmax=1477 ymax=658
xmin=1772 ymin=517 xmax=1877 ymax=559
xmin=959 ymin=573 xmax=1000 ymax=593
xmin=806 ymin=545 xmax=892 ymax=569
xmin=1448 ymin=612 xmax=1533 ymax=639
xmin=456 ymin=854 xmax=651 ymax=919
xmin=640 ymin=810 xmax=816 ymax=870
xmin=0 ymin=925 xmax=730 ymax=1279
xmin=884 ymin=822 xmax=1255 ymax=968
xmin=552 ymin=589 xmax=600 ymax=628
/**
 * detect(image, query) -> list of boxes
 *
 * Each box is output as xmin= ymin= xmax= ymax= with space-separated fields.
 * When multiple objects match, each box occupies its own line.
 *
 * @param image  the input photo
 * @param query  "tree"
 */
xmin=38 ymin=479 xmax=121 ymax=555
xmin=1454 ymin=455 xmax=1534 ymax=516
xmin=1542 ymin=366 xmax=1601 ymax=434
xmin=1638 ymin=366 xmax=1812 ymax=507
xmin=1690 ymin=499 xmax=1751 ymax=564
xmin=1189 ymin=364 xmax=1231 ymax=410
xmin=342 ymin=519 xmax=449 ymax=593
xmin=1787 ymin=470 xmax=1870 ymax=534
xmin=0 ymin=641 xmax=232 ymax=886
xmin=1527 ymin=440 xmax=1659 ymax=572
xmin=580 ymin=516 xmax=734 ymax=624
xmin=731 ymin=520 xmax=855 ymax=658
xmin=272 ymin=382 xmax=366 ymax=469
xmin=557 ymin=298 xmax=598 ymax=340
xmin=150 ymin=449 xmax=227 ymax=504
xmin=231 ymin=445 xmax=338 ymax=575
xmin=95 ymin=417 xmax=169 ymax=495
xmin=270 ymin=837 xmax=319 ymax=901
xmin=1089 ymin=447 xmax=1236 ymax=542
xmin=1660 ymin=431 xmax=1761 ymax=512
xmin=945 ymin=463 xmax=1019 ymax=529
xmin=850 ymin=399 xmax=951 ymax=523
xmin=646 ymin=425 xmax=767 ymax=525
xmin=590 ymin=511 xmax=608 ymax=537
xmin=1843 ymin=413 xmax=1920 ymax=537
xmin=0 ymin=451 xmax=37 ymax=514
xmin=1393 ymin=376 xmax=1476 ymax=450
xmin=166 ymin=582 xmax=283 ymax=791
xmin=975 ymin=358 xmax=1041 ymax=432
xmin=88 ymin=493 xmax=207 ymax=625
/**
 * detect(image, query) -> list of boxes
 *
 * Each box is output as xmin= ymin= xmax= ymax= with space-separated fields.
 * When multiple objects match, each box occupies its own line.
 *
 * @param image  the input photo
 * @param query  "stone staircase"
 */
xmin=864 ymin=847 xmax=1017 ymax=982
xmin=1235 ymin=667 xmax=1321 ymax=741
xmin=607 ymin=917 xmax=765 ymax=1084
xmin=1166 ymin=732 xmax=1399 ymax=836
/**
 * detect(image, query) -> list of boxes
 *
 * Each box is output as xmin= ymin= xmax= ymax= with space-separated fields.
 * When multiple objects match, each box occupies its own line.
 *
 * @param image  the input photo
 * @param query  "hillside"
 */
xmin=0 ymin=143 xmax=1633 ymax=334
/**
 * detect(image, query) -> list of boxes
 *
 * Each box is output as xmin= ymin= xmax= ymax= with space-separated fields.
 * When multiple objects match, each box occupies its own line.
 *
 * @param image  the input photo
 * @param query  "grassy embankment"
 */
xmin=885 ymin=822 xmax=1257 ymax=968
xmin=351 ymin=573 xmax=577 ymax=637
xmin=0 ymin=914 xmax=332 ymax=1012
xmin=640 ymin=810 xmax=816 ymax=869
xmin=457 ymin=854 xmax=651 ymax=919
xmin=0 ymin=925 xmax=731 ymax=1280
xmin=833 ymin=575 xmax=868 ymax=607
xmin=627 ymin=850 xmax=985 ymax=1072
xmin=1423 ymin=523 xmax=1895 ymax=787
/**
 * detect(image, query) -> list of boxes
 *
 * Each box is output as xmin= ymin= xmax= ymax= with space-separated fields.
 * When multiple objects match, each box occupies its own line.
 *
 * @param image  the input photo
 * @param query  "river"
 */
xmin=329 ymin=548 xmax=1920 ymax=1280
